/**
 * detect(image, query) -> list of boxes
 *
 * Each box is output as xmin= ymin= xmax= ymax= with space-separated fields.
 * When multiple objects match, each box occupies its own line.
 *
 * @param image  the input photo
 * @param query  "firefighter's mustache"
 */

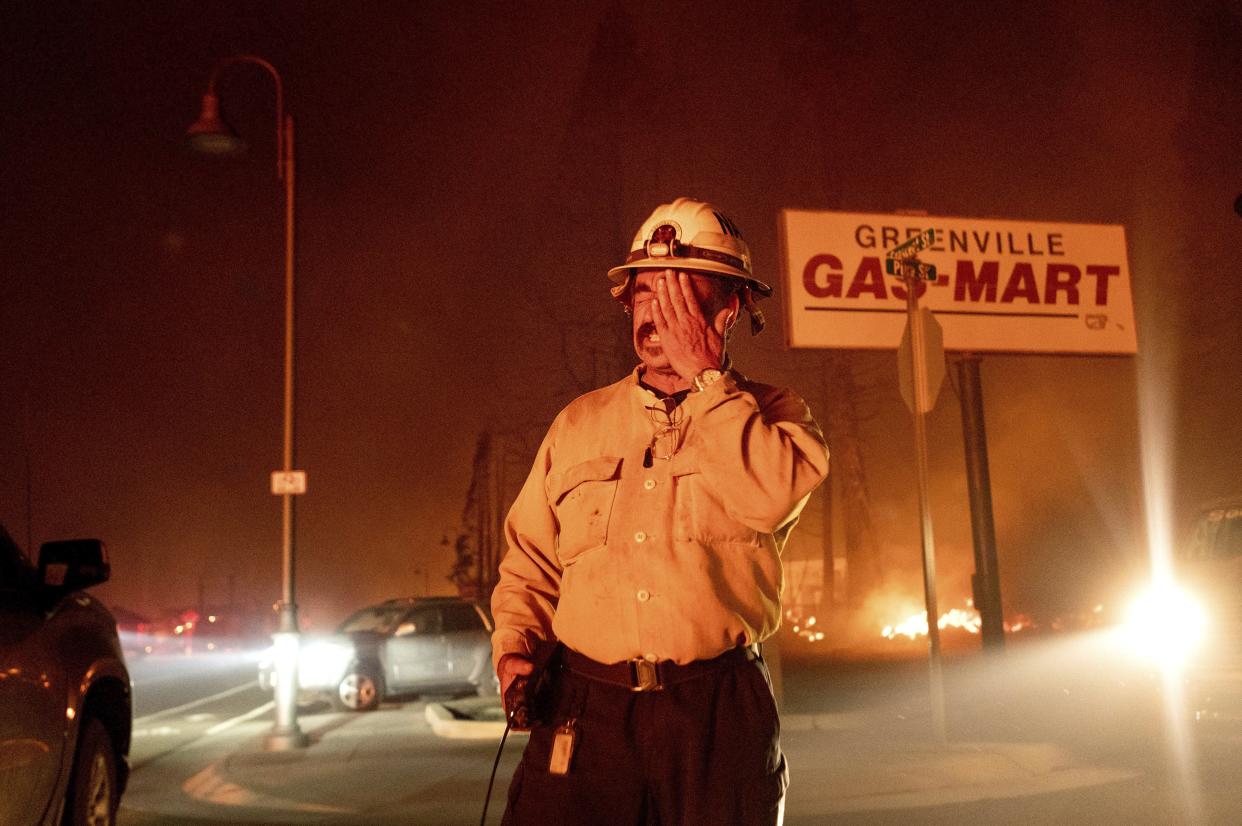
xmin=636 ymin=322 xmax=658 ymax=341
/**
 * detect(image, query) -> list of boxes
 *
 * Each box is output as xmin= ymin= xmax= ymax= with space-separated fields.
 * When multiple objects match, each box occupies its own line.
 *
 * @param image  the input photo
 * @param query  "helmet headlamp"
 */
xmin=645 ymin=223 xmax=679 ymax=259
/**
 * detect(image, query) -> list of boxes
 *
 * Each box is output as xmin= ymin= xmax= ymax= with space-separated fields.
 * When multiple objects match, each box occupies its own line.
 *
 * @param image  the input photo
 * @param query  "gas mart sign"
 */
xmin=779 ymin=210 xmax=1137 ymax=354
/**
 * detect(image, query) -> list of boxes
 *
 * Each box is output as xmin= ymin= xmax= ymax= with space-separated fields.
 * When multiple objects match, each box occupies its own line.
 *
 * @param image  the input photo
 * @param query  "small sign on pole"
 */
xmin=271 ymin=471 xmax=307 ymax=495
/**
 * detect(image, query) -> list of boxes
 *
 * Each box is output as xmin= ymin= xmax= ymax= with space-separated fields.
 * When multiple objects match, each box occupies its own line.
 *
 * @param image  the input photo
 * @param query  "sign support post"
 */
xmin=955 ymin=355 xmax=1005 ymax=650
xmin=887 ymin=230 xmax=948 ymax=745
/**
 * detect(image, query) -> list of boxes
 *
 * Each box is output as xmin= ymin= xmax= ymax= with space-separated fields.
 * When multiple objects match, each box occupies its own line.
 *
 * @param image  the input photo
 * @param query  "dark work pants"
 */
xmin=501 ymin=652 xmax=787 ymax=826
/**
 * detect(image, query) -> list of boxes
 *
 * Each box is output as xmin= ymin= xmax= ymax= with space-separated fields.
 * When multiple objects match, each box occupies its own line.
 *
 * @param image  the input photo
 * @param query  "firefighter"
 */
xmin=492 ymin=197 xmax=828 ymax=825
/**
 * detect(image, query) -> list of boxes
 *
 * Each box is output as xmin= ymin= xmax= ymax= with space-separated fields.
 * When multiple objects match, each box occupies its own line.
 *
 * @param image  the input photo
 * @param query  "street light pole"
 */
xmin=186 ymin=55 xmax=307 ymax=751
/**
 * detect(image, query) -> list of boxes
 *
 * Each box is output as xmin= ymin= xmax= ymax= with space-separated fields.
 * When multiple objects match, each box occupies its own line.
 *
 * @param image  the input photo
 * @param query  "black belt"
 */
xmin=561 ymin=645 xmax=757 ymax=692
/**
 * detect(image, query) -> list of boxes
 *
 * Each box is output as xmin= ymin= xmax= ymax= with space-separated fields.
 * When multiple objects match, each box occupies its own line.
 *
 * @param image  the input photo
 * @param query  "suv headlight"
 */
xmin=298 ymin=641 xmax=355 ymax=685
xmin=1123 ymin=583 xmax=1209 ymax=668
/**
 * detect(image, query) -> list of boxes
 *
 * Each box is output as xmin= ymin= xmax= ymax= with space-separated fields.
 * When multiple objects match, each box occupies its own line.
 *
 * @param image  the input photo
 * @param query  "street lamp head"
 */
xmin=186 ymin=92 xmax=246 ymax=155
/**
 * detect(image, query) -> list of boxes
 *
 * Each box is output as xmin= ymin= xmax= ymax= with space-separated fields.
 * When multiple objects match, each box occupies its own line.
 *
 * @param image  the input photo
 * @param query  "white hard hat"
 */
xmin=607 ymin=197 xmax=772 ymax=295
xmin=608 ymin=198 xmax=771 ymax=333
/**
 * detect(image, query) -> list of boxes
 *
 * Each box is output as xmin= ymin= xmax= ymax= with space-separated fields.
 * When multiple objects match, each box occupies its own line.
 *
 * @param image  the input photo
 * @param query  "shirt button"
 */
xmin=643 ymin=479 xmax=657 ymax=490
xmin=636 ymin=589 xmax=650 ymax=602
xmin=634 ymin=531 xmax=647 ymax=543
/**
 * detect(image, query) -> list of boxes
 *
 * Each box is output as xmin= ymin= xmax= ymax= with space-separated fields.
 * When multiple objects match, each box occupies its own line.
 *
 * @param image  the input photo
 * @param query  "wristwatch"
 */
xmin=691 ymin=367 xmax=726 ymax=393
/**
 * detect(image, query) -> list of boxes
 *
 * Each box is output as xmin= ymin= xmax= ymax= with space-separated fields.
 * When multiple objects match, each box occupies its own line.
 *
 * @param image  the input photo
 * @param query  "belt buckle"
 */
xmin=628 ymin=658 xmax=663 ymax=692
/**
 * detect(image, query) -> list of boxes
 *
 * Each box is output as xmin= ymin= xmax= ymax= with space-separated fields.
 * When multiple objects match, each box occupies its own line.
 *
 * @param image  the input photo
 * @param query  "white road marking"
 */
xmin=182 ymin=761 xmax=352 ymax=814
xmin=204 ymin=701 xmax=275 ymax=736
xmin=133 ymin=679 xmax=260 ymax=726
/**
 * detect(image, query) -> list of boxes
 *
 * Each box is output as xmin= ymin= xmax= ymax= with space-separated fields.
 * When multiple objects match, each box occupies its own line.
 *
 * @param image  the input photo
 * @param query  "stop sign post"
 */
xmin=887 ymin=229 xmax=947 ymax=746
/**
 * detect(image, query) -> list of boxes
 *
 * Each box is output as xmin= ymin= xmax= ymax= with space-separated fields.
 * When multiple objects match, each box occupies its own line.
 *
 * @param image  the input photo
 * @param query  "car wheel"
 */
xmin=63 ymin=717 xmax=117 ymax=826
xmin=334 ymin=667 xmax=382 ymax=711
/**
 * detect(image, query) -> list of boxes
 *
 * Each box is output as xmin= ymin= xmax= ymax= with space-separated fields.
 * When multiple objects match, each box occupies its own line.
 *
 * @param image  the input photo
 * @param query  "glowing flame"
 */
xmin=784 ymin=610 xmax=826 ymax=643
xmin=1004 ymin=615 xmax=1035 ymax=633
xmin=881 ymin=604 xmax=982 ymax=639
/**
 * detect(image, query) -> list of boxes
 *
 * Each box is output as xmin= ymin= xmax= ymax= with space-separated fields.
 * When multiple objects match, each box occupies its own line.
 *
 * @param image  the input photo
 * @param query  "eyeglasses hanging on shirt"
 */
xmin=643 ymin=398 xmax=684 ymax=467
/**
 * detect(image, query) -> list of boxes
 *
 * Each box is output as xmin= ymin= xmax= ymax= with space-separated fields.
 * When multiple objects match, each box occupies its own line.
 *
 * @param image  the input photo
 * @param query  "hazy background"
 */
xmin=2 ymin=1 xmax=1238 ymax=639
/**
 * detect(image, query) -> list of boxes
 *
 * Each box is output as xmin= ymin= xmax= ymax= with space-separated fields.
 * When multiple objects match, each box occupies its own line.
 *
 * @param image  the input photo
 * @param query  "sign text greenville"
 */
xmin=779 ymin=210 xmax=1137 ymax=354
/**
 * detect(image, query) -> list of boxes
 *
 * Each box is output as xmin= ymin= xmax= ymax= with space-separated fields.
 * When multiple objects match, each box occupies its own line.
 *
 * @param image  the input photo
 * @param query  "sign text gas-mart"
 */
xmin=779 ymin=210 xmax=1137 ymax=354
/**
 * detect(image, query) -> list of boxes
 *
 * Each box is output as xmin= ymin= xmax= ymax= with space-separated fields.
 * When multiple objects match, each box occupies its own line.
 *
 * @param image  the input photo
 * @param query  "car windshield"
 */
xmin=1182 ymin=504 xmax=1242 ymax=562
xmin=336 ymin=605 xmax=409 ymax=635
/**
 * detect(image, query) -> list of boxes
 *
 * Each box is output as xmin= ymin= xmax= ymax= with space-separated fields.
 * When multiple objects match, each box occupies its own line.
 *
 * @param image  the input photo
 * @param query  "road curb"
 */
xmin=781 ymin=711 xmax=869 ymax=731
xmin=425 ymin=702 xmax=530 ymax=740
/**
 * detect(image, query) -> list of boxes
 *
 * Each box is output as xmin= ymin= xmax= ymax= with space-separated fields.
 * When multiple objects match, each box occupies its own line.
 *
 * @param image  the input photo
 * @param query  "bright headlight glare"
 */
xmin=1123 ymin=583 xmax=1208 ymax=667
xmin=298 ymin=641 xmax=354 ymax=685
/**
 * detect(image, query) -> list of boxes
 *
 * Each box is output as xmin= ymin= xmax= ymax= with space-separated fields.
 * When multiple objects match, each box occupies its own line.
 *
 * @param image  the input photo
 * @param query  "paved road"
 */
xmin=127 ymin=651 xmax=271 ymax=771
xmin=116 ymin=634 xmax=1242 ymax=824
xmin=129 ymin=652 xmax=263 ymax=716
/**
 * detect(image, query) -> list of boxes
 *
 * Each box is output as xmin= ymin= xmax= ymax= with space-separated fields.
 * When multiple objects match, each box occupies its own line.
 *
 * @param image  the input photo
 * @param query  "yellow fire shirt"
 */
xmin=491 ymin=367 xmax=829 ymax=668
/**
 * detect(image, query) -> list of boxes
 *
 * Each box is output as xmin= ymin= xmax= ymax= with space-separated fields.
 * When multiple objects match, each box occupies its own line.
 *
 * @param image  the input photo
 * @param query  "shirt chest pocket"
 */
xmin=672 ymin=460 xmax=759 ymax=544
xmin=550 ymin=456 xmax=623 ymax=565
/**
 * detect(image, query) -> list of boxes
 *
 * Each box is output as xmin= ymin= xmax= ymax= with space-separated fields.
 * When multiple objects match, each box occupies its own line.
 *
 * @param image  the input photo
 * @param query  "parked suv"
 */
xmin=1179 ymin=499 xmax=1242 ymax=722
xmin=0 ymin=525 xmax=132 ymax=826
xmin=259 ymin=596 xmax=498 ymax=711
